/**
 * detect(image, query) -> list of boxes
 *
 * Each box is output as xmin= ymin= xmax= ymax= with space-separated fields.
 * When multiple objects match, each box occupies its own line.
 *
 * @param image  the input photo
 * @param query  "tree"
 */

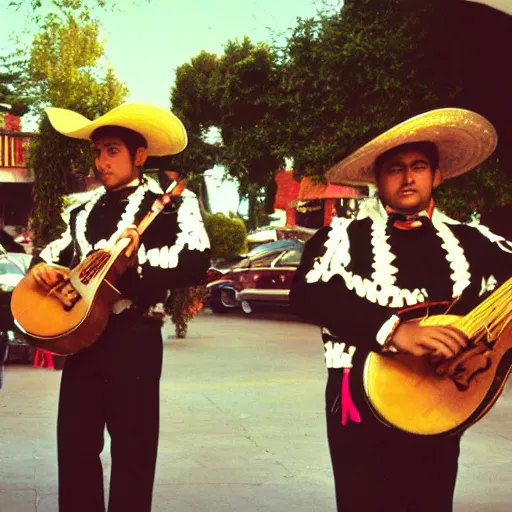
xmin=171 ymin=38 xmax=284 ymax=230
xmin=170 ymin=51 xmax=221 ymax=212
xmin=6 ymin=0 xmax=151 ymax=23
xmin=212 ymin=38 xmax=284 ymax=230
xmin=23 ymin=9 xmax=128 ymax=247
xmin=278 ymin=0 xmax=451 ymax=179
xmin=0 ymin=70 xmax=31 ymax=116
xmin=277 ymin=0 xmax=512 ymax=220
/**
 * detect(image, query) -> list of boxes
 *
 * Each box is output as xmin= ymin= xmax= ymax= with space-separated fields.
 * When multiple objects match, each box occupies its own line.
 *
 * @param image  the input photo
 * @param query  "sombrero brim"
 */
xmin=45 ymin=103 xmax=187 ymax=156
xmin=325 ymin=108 xmax=497 ymax=185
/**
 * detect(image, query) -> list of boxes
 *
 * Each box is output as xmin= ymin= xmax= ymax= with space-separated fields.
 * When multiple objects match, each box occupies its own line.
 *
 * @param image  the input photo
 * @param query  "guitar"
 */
xmin=363 ymin=277 xmax=512 ymax=436
xmin=10 ymin=184 xmax=179 ymax=356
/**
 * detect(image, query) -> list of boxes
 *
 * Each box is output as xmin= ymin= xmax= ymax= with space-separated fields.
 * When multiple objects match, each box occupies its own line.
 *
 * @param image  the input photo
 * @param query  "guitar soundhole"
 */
xmin=63 ymin=293 xmax=81 ymax=312
xmin=451 ymin=351 xmax=493 ymax=392
xmin=52 ymin=282 xmax=82 ymax=311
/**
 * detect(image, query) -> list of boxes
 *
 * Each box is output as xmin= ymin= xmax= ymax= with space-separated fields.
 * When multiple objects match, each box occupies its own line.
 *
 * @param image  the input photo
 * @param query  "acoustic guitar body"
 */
xmin=11 ymin=240 xmax=130 ymax=355
xmin=363 ymin=314 xmax=512 ymax=436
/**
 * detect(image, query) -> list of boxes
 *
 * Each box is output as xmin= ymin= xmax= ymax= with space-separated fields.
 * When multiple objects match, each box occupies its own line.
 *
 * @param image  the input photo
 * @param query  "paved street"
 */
xmin=1 ymin=311 xmax=511 ymax=511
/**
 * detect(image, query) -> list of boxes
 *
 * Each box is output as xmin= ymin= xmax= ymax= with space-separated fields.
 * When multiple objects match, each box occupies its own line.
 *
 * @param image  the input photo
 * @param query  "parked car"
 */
xmin=206 ymin=239 xmax=305 ymax=314
xmin=0 ymin=246 xmax=33 ymax=368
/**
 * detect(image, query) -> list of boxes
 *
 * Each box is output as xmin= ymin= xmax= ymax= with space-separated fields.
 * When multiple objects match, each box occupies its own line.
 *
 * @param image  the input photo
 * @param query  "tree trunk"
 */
xmin=247 ymin=187 xmax=258 ymax=231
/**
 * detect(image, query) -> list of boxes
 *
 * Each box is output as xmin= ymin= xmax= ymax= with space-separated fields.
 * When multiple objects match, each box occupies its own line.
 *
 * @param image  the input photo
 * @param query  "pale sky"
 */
xmin=1 ymin=0 xmax=337 ymax=215
xmin=1 ymin=0 xmax=333 ymax=111
xmin=99 ymin=0 xmax=330 ymax=109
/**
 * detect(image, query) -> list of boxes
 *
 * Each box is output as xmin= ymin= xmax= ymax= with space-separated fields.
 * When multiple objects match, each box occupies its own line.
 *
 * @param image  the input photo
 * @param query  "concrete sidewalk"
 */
xmin=1 ymin=312 xmax=511 ymax=511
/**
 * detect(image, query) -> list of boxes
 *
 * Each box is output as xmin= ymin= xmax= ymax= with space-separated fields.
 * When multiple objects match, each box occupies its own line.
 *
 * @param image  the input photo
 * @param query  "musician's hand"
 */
xmin=30 ymin=262 xmax=70 ymax=290
xmin=390 ymin=321 xmax=468 ymax=360
xmin=117 ymin=226 xmax=140 ymax=261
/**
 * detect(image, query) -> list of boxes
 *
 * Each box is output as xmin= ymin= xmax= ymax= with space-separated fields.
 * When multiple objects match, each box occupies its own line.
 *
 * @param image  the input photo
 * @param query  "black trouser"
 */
xmin=326 ymin=374 xmax=461 ymax=512
xmin=57 ymin=311 xmax=163 ymax=512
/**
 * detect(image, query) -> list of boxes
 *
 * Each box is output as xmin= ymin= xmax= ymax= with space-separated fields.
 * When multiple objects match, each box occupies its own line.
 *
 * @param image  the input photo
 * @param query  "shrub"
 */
xmin=164 ymin=211 xmax=248 ymax=338
xmin=164 ymin=286 xmax=208 ymax=339
xmin=203 ymin=212 xmax=248 ymax=262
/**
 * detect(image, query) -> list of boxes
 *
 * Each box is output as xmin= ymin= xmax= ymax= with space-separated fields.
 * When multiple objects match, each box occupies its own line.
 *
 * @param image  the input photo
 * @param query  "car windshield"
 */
xmin=229 ymin=240 xmax=304 ymax=270
xmin=275 ymin=248 xmax=303 ymax=267
xmin=246 ymin=240 xmax=303 ymax=258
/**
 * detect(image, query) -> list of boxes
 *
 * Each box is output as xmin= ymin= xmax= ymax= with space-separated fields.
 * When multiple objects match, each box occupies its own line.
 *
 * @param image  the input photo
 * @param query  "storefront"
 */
xmin=0 ymin=114 xmax=36 ymax=227
xmin=274 ymin=169 xmax=366 ymax=230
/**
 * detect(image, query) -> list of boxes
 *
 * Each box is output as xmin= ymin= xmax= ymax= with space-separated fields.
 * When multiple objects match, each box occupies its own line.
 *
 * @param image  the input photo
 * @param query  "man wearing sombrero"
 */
xmin=290 ymin=108 xmax=512 ymax=511
xmin=27 ymin=104 xmax=211 ymax=511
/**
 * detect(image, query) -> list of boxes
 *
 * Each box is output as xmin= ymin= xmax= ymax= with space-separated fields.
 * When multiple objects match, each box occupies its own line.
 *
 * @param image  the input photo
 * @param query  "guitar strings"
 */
xmin=79 ymin=250 xmax=111 ymax=284
xmin=454 ymin=278 xmax=512 ymax=342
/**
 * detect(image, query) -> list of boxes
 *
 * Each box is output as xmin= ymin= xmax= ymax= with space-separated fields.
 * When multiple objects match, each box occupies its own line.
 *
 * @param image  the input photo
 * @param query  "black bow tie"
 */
xmin=387 ymin=212 xmax=432 ymax=230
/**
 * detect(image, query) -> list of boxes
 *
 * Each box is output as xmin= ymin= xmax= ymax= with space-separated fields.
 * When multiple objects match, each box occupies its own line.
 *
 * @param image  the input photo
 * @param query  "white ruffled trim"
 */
xmin=431 ymin=210 xmax=471 ymax=297
xmin=135 ymin=190 xmax=209 ymax=269
xmin=322 ymin=328 xmax=357 ymax=369
xmin=376 ymin=314 xmax=400 ymax=346
xmin=39 ymin=223 xmax=72 ymax=264
xmin=470 ymin=222 xmax=512 ymax=254
xmin=75 ymin=183 xmax=148 ymax=259
xmin=324 ymin=341 xmax=356 ymax=369
xmin=368 ymin=201 xmax=398 ymax=286
xmin=305 ymin=198 xmax=471 ymax=307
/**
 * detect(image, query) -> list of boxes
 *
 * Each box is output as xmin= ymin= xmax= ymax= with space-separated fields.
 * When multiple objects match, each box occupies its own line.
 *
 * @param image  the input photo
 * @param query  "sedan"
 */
xmin=206 ymin=239 xmax=305 ymax=314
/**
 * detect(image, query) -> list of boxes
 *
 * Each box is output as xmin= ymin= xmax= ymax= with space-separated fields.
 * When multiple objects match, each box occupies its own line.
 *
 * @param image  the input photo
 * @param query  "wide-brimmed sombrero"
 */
xmin=45 ymin=103 xmax=187 ymax=156
xmin=325 ymin=108 xmax=497 ymax=185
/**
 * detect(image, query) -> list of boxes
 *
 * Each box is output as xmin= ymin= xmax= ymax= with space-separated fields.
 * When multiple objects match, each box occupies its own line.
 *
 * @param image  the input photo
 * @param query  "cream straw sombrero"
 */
xmin=45 ymin=103 xmax=187 ymax=156
xmin=325 ymin=108 xmax=497 ymax=185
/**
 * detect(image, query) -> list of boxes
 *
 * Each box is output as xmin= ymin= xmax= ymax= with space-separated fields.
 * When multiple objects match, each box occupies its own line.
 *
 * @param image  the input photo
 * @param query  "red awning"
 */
xmin=298 ymin=177 xmax=359 ymax=200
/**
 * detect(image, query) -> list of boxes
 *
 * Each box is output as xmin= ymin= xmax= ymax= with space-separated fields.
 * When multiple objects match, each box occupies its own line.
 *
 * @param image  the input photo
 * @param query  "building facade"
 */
xmin=0 ymin=112 xmax=36 ymax=227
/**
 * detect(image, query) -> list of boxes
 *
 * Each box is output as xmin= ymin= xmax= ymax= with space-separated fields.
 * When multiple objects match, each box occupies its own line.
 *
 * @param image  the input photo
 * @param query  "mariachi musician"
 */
xmin=290 ymin=108 xmax=512 ymax=512
xmin=26 ymin=104 xmax=211 ymax=512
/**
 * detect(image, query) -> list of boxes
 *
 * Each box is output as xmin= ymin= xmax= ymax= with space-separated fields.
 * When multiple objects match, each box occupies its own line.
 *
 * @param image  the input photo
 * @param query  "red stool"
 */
xmin=33 ymin=349 xmax=56 ymax=369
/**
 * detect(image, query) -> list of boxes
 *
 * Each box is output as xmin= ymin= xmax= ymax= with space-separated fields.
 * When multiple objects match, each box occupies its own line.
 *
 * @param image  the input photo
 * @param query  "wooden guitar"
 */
xmin=10 ymin=186 xmax=177 ymax=356
xmin=363 ymin=277 xmax=512 ymax=436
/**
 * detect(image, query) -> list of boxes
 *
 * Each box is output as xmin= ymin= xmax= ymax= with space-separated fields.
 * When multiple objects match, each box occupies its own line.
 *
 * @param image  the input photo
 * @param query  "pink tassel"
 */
xmin=341 ymin=368 xmax=361 ymax=426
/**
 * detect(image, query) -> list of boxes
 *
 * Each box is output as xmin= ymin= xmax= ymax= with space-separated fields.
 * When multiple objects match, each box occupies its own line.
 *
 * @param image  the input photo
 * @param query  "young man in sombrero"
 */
xmin=290 ymin=108 xmax=512 ymax=511
xmin=27 ymin=104 xmax=211 ymax=512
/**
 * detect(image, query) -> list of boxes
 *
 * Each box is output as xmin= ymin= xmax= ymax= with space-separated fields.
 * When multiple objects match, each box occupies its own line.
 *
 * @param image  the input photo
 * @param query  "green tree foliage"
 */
xmin=0 ymin=71 xmax=31 ymax=116
xmin=170 ymin=51 xmax=221 ymax=211
xmin=203 ymin=212 xmax=248 ymax=262
xmin=26 ymin=10 xmax=127 ymax=114
xmin=29 ymin=115 xmax=94 ymax=246
xmin=8 ymin=0 xmax=111 ymax=10
xmin=172 ymin=51 xmax=221 ymax=129
xmin=277 ymin=0 xmax=512 ymax=220
xmin=163 ymin=210 xmax=248 ymax=339
xmin=278 ymin=0 xmax=451 ymax=179
xmin=213 ymin=38 xmax=283 ymax=230
xmin=24 ymin=10 xmax=128 ymax=247
xmin=164 ymin=286 xmax=208 ymax=339
xmin=6 ymin=0 xmax=148 ymax=23
xmin=171 ymin=39 xmax=284 ymax=230
xmin=280 ymin=0 xmax=512 ymax=219
xmin=435 ymin=158 xmax=512 ymax=221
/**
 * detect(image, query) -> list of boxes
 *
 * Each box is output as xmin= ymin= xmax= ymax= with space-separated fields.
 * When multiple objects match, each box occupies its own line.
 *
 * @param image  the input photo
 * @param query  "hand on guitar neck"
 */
xmin=390 ymin=321 xmax=468 ymax=362
xmin=115 ymin=225 xmax=140 ymax=263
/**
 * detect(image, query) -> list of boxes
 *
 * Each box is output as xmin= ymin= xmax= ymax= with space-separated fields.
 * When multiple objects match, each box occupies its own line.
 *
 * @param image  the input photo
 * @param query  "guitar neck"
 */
xmin=136 ymin=196 xmax=170 ymax=236
xmin=456 ymin=276 xmax=512 ymax=340
xmin=136 ymin=181 xmax=178 ymax=236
